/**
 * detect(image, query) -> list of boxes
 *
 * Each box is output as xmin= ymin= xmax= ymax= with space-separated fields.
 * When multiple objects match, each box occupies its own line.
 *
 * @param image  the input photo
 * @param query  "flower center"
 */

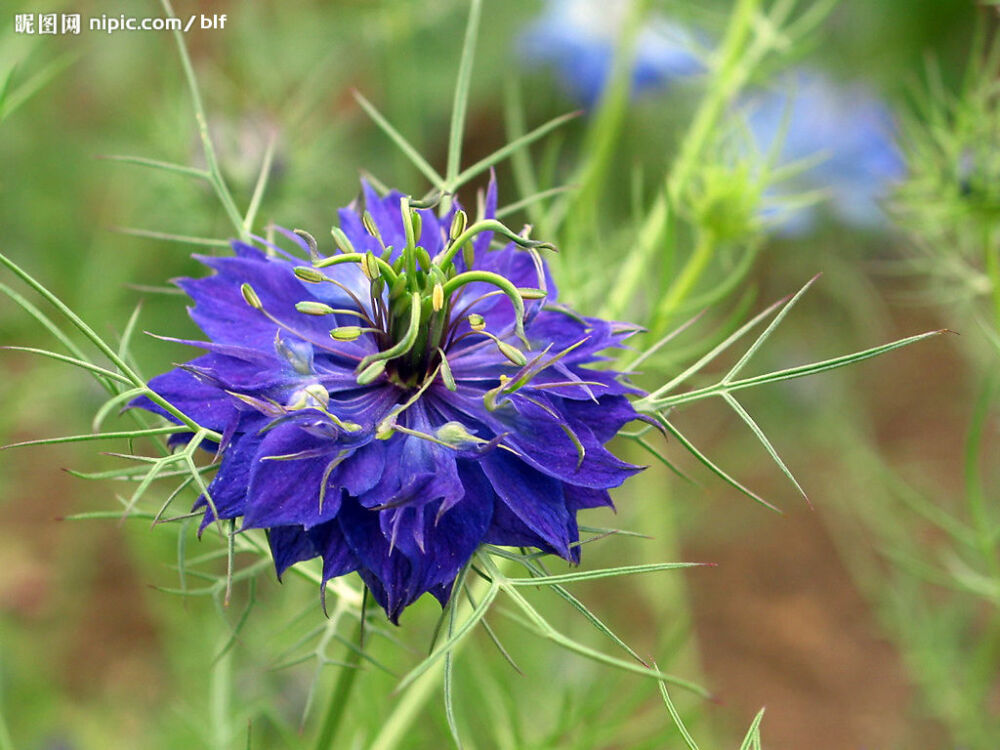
xmin=243 ymin=195 xmax=553 ymax=391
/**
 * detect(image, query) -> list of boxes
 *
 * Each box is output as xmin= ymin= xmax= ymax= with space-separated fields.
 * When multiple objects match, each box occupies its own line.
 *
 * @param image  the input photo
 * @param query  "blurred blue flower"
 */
xmin=743 ymin=71 xmax=905 ymax=234
xmin=517 ymin=0 xmax=702 ymax=107
xmin=133 ymin=180 xmax=642 ymax=622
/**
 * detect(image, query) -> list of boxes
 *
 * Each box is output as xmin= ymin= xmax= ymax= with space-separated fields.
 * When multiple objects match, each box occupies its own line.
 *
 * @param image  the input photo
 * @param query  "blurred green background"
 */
xmin=0 ymin=1 xmax=994 ymax=748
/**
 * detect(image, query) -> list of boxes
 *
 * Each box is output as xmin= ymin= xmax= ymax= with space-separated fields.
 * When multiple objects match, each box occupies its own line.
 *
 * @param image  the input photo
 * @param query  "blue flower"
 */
xmin=743 ymin=71 xmax=905 ymax=234
xmin=133 ymin=180 xmax=643 ymax=622
xmin=517 ymin=0 xmax=702 ymax=107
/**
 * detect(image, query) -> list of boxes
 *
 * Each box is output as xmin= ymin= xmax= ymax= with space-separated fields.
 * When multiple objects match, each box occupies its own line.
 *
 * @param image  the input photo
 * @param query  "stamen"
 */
xmin=330 ymin=226 xmax=356 ymax=254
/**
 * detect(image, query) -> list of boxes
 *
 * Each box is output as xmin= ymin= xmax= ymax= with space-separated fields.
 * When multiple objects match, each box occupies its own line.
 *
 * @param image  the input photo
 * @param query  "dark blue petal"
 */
xmin=337 ymin=489 xmax=491 ymax=623
xmin=479 ymin=451 xmax=572 ymax=558
xmin=194 ymin=423 xmax=267 ymax=532
xmin=307 ymin=520 xmax=360 ymax=583
xmin=268 ymin=525 xmax=319 ymax=580
xmin=242 ymin=424 xmax=345 ymax=530
xmin=131 ymin=358 xmax=238 ymax=431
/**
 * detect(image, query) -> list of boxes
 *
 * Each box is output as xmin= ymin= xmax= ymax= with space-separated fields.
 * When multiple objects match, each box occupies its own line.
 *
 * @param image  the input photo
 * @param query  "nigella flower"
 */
xmin=133 ymin=179 xmax=643 ymax=622
xmin=742 ymin=71 xmax=905 ymax=234
xmin=517 ymin=0 xmax=703 ymax=108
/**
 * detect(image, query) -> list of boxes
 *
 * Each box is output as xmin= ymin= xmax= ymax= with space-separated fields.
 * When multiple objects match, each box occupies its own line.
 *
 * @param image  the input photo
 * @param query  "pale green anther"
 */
xmin=436 ymin=421 xmax=483 ymax=448
xmin=331 ymin=326 xmax=362 ymax=341
xmin=375 ymin=420 xmax=395 ymax=440
xmin=468 ymin=313 xmax=485 ymax=331
xmin=437 ymin=348 xmax=457 ymax=391
xmin=362 ymin=210 xmax=381 ymax=240
xmin=295 ymin=301 xmax=336 ymax=316
xmin=400 ymin=196 xmax=416 ymax=251
xmin=432 ymin=283 xmax=444 ymax=311
xmin=362 ymin=251 xmax=379 ymax=280
xmin=294 ymin=229 xmax=320 ymax=260
xmin=450 ymin=209 xmax=467 ymax=241
xmin=357 ymin=359 xmax=386 ymax=385
xmin=303 ymin=383 xmax=330 ymax=409
xmin=241 ymin=283 xmax=262 ymax=309
xmin=330 ymin=226 xmax=356 ymax=254
xmin=294 ymin=266 xmax=327 ymax=283
xmin=497 ymin=341 xmax=528 ymax=366
xmin=517 ymin=287 xmax=547 ymax=300
xmin=410 ymin=210 xmax=422 ymax=243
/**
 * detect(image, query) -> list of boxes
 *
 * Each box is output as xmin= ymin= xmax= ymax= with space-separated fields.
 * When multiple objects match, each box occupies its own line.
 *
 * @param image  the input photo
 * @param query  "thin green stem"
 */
xmin=0 ymin=251 xmax=219 ymax=439
xmin=160 ymin=0 xmax=249 ymax=242
xmin=311 ymin=619 xmax=364 ymax=750
xmin=445 ymin=0 xmax=482 ymax=190
xmin=651 ymin=228 xmax=716 ymax=335
xmin=603 ymin=0 xmax=762 ymax=319
xmin=965 ymin=371 xmax=1000 ymax=580
xmin=209 ymin=646 xmax=233 ymax=750
xmin=369 ymin=564 xmax=502 ymax=750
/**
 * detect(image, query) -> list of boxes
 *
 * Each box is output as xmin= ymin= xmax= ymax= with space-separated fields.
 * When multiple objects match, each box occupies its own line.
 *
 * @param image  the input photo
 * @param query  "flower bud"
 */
xmin=432 ymin=283 xmax=444 ymax=312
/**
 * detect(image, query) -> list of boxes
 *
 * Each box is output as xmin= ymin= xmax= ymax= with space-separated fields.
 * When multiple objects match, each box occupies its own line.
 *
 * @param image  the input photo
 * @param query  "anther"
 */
xmin=331 ymin=226 xmax=356 ymax=255
xmin=296 ymin=301 xmax=336 ymax=316
xmin=241 ymin=283 xmax=263 ymax=310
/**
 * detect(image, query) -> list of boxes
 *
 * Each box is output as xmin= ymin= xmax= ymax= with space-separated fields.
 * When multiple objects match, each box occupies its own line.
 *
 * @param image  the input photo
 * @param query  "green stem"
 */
xmin=369 ymin=565 xmax=501 ymax=750
xmin=602 ymin=0 xmax=761 ymax=319
xmin=0 ymin=251 xmax=218 ymax=439
xmin=160 ymin=0 xmax=249 ymax=242
xmin=557 ymin=0 xmax=652 ymax=222
xmin=209 ymin=647 xmax=233 ymax=750
xmin=651 ymin=228 xmax=716 ymax=335
xmin=311 ymin=620 xmax=365 ymax=750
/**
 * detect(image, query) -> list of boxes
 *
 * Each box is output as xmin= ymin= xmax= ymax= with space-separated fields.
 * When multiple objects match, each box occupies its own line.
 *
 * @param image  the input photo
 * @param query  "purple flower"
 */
xmin=743 ymin=71 xmax=905 ymax=234
xmin=133 ymin=180 xmax=643 ymax=622
xmin=517 ymin=0 xmax=703 ymax=107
